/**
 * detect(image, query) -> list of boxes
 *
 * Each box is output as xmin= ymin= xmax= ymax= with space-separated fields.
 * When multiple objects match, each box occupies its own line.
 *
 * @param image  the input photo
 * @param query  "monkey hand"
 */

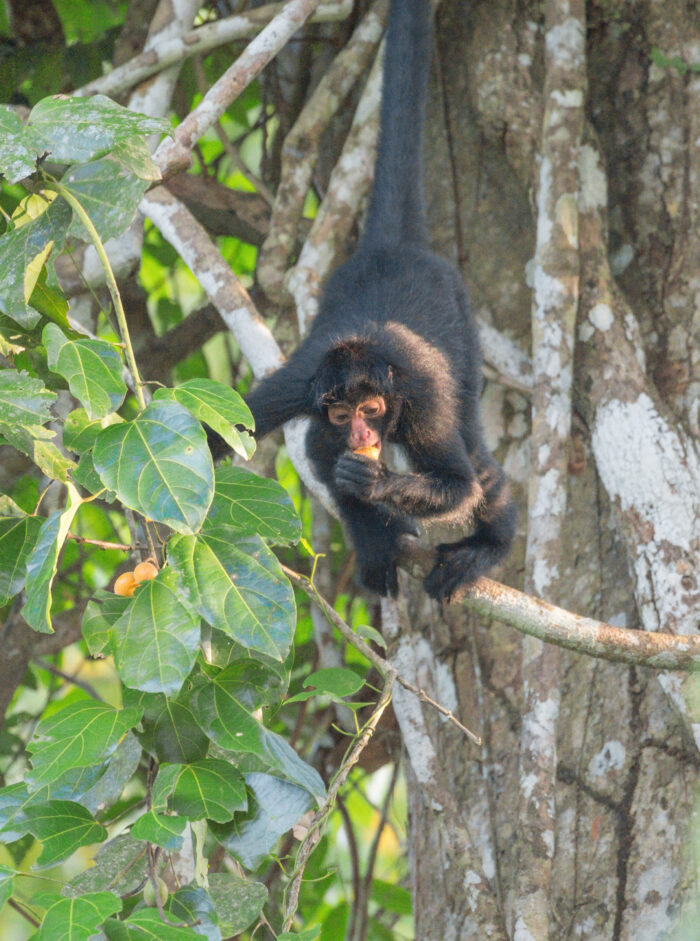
xmin=335 ymin=452 xmax=387 ymax=501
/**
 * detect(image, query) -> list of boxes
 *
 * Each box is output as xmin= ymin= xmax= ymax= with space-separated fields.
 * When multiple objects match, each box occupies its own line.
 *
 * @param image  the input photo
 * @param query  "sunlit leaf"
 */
xmin=112 ymin=568 xmax=201 ymax=696
xmin=205 ymin=466 xmax=301 ymax=545
xmin=93 ymin=401 xmax=214 ymax=534
xmin=27 ymin=699 xmax=142 ymax=790
xmin=168 ymin=530 xmax=295 ymax=661
xmin=44 ymin=323 xmax=127 ymax=419
xmin=0 ymin=107 xmax=36 ymax=182
xmin=25 ymin=95 xmax=169 ymax=165
xmin=21 ymin=482 xmax=82 ymax=633
xmin=154 ymin=379 xmax=254 ymax=459
xmin=0 ymin=197 xmax=70 ymax=327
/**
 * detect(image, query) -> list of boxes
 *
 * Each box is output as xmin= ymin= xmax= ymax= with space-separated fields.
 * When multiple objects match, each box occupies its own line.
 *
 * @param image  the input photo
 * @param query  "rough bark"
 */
xmin=403 ymin=1 xmax=700 ymax=938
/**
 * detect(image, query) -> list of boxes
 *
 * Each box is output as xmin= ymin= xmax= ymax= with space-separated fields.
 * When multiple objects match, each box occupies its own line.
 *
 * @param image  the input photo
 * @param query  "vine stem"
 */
xmin=48 ymin=182 xmax=146 ymax=410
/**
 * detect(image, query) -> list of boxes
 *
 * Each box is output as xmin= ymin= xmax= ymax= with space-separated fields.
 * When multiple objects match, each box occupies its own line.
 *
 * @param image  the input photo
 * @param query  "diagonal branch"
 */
xmin=154 ymin=0 xmax=325 ymax=177
xmin=73 ymin=1 xmax=353 ymax=99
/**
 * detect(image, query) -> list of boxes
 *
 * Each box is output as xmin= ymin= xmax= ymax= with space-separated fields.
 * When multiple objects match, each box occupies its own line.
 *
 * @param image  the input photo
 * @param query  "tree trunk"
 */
xmin=401 ymin=1 xmax=700 ymax=937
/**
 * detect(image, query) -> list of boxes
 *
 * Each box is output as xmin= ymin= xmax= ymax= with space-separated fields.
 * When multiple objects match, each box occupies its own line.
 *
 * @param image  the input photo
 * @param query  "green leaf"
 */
xmin=165 ymin=887 xmax=220 ymax=941
xmin=26 ymin=95 xmax=169 ymax=165
xmin=112 ymin=568 xmax=201 ymax=696
xmin=207 ymin=872 xmax=267 ymax=936
xmin=0 ymin=513 xmax=43 ymax=604
xmin=44 ymin=323 xmax=127 ymax=419
xmin=152 ymin=760 xmax=247 ymax=823
xmin=131 ymin=693 xmax=210 ymax=764
xmin=81 ymin=591 xmax=130 ymax=656
xmin=0 ymin=107 xmax=36 ymax=183
xmin=211 ymin=773 xmax=314 ymax=870
xmin=27 ymin=699 xmax=142 ymax=790
xmin=280 ymin=929 xmax=322 ymax=941
xmin=28 ymin=266 xmax=71 ymax=328
xmin=111 ymin=137 xmax=162 ymax=182
xmin=0 ymin=367 xmax=55 ymax=429
xmin=81 ymin=732 xmax=142 ymax=816
xmin=104 ymin=908 xmax=202 ymax=940
xmin=356 ymin=623 xmax=387 ymax=649
xmin=168 ymin=530 xmax=295 ymax=661
xmin=131 ymin=810 xmax=186 ymax=851
xmin=0 ymin=197 xmax=71 ymax=327
xmin=37 ymin=891 xmax=122 ymax=941
xmin=191 ymin=662 xmax=324 ymax=801
xmin=371 ymin=878 xmax=412 ymax=916
xmin=64 ymin=157 xmax=150 ymax=243
xmin=0 ymin=863 xmax=15 ymax=911
xmin=205 ymin=466 xmax=301 ymax=545
xmin=0 ymin=368 xmax=75 ymax=481
xmin=65 ymin=833 xmax=148 ymax=897
xmin=0 ymin=782 xmax=31 ymax=841
xmin=93 ymin=401 xmax=214 ymax=535
xmin=21 ymin=483 xmax=82 ymax=633
xmin=154 ymin=379 xmax=254 ymax=460
xmin=304 ymin=668 xmax=364 ymax=698
xmin=63 ymin=408 xmax=105 ymax=452
xmin=23 ymin=800 xmax=107 ymax=868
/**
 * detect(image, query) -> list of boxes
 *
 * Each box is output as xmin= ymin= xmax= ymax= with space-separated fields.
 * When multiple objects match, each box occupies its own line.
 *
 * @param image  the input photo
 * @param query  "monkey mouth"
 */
xmin=353 ymin=444 xmax=381 ymax=460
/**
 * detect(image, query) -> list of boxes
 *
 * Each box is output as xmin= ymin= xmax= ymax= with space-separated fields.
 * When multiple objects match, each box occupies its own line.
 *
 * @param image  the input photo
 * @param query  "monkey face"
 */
xmin=326 ymin=396 xmax=387 ymax=457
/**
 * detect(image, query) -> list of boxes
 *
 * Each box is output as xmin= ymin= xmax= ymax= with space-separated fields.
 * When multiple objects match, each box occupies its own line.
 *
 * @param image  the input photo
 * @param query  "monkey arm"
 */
xmin=246 ymin=358 xmax=314 ymax=439
xmin=334 ymin=443 xmax=479 ymax=521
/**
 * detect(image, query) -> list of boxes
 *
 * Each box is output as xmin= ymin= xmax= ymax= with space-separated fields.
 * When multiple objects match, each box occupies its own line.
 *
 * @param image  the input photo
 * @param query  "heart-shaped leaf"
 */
xmin=44 ymin=323 xmax=126 ymax=419
xmin=93 ymin=401 xmax=214 ymax=534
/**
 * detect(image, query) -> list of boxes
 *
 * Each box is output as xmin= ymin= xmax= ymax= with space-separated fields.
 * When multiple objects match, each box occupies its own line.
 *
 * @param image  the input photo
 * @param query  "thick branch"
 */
xmin=398 ymin=538 xmax=700 ymax=671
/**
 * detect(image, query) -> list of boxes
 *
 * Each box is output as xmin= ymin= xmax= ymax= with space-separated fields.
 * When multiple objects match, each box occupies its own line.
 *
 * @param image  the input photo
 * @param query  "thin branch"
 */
xmin=73 ymin=1 xmax=353 ymax=100
xmin=281 ymin=564 xmax=481 ymax=743
xmin=282 ymin=671 xmax=395 ymax=932
xmin=155 ymin=0 xmax=326 ymax=177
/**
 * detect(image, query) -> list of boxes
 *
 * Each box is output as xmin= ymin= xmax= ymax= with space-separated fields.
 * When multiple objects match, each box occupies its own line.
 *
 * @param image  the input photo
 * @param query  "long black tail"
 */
xmin=361 ymin=0 xmax=432 ymax=249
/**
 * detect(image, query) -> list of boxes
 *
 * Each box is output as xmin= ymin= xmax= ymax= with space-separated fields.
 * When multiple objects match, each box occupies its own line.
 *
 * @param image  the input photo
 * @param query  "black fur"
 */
xmin=247 ymin=0 xmax=516 ymax=600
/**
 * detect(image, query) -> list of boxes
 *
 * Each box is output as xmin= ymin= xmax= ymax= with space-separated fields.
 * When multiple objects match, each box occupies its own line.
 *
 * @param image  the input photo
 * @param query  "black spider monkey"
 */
xmin=245 ymin=0 xmax=516 ymax=600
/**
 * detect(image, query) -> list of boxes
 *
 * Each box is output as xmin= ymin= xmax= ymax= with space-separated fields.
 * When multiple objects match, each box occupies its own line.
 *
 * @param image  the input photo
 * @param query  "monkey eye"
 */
xmin=359 ymin=398 xmax=386 ymax=418
xmin=327 ymin=405 xmax=352 ymax=425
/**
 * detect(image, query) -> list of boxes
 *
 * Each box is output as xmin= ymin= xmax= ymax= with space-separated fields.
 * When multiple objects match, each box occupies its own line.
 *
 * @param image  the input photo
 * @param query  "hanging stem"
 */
xmin=47 ymin=182 xmax=146 ymax=410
